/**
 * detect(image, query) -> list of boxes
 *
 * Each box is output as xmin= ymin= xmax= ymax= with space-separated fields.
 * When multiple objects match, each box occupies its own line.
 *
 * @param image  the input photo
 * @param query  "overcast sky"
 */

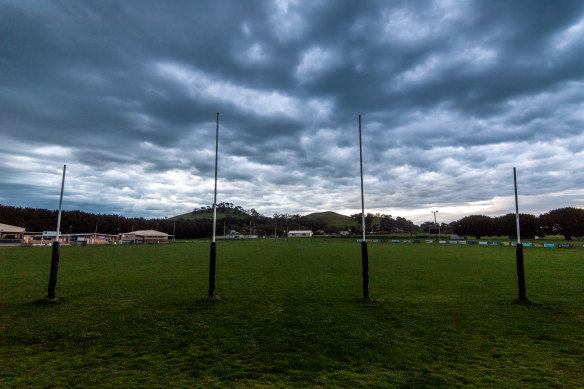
xmin=1 ymin=0 xmax=583 ymax=224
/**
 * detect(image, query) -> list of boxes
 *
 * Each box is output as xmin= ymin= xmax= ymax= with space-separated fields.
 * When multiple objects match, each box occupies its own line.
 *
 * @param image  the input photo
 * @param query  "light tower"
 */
xmin=431 ymin=210 xmax=440 ymax=241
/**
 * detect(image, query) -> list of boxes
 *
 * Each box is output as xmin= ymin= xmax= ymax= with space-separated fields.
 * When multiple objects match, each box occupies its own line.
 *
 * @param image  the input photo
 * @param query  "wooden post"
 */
xmin=359 ymin=115 xmax=370 ymax=300
xmin=516 ymin=242 xmax=526 ymax=301
xmin=47 ymin=165 xmax=66 ymax=299
xmin=514 ymin=167 xmax=528 ymax=303
xmin=208 ymin=241 xmax=216 ymax=299
xmin=208 ymin=113 xmax=219 ymax=299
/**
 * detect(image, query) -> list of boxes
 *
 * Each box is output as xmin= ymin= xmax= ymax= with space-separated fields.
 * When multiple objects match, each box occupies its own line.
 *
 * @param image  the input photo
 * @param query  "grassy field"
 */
xmin=1 ymin=240 xmax=583 ymax=387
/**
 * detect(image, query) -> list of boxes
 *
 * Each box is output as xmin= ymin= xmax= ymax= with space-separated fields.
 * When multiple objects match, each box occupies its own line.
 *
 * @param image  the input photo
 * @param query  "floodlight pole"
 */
xmin=514 ymin=167 xmax=527 ymax=303
xmin=208 ymin=112 xmax=219 ymax=299
xmin=432 ymin=210 xmax=439 ymax=240
xmin=47 ymin=164 xmax=66 ymax=299
xmin=359 ymin=115 xmax=369 ymax=300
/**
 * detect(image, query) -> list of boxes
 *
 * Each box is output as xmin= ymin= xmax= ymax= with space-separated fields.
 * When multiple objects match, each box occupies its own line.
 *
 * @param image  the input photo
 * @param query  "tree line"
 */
xmin=192 ymin=202 xmax=259 ymax=217
xmin=350 ymin=213 xmax=420 ymax=234
xmin=0 ymin=204 xmax=422 ymax=239
xmin=3 ymin=204 xmax=581 ymax=240
xmin=449 ymin=207 xmax=584 ymax=240
xmin=0 ymin=205 xmax=212 ymax=239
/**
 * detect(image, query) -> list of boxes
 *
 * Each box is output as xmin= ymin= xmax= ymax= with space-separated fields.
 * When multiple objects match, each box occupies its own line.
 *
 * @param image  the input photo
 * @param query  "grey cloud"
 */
xmin=1 ymin=0 xmax=583 ymax=222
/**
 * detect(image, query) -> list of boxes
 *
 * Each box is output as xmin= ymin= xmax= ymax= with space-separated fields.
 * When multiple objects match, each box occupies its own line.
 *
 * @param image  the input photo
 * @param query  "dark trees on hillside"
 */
xmin=307 ymin=217 xmax=328 ymax=232
xmin=494 ymin=213 xmax=538 ymax=239
xmin=451 ymin=208 xmax=584 ymax=240
xmin=538 ymin=207 xmax=584 ymax=240
xmin=395 ymin=217 xmax=419 ymax=234
xmin=5 ymin=203 xmax=582 ymax=240
xmin=439 ymin=222 xmax=454 ymax=234
xmin=351 ymin=213 xmax=376 ymax=232
xmin=379 ymin=215 xmax=419 ymax=234
xmin=0 ymin=205 xmax=211 ymax=239
xmin=452 ymin=215 xmax=494 ymax=239
xmin=419 ymin=222 xmax=453 ymax=235
xmin=420 ymin=221 xmax=435 ymax=234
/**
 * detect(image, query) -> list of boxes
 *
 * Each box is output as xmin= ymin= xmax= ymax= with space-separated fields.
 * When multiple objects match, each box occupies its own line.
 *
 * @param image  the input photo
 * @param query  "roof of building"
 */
xmin=0 ymin=223 xmax=26 ymax=233
xmin=126 ymin=230 xmax=169 ymax=237
xmin=288 ymin=230 xmax=313 ymax=234
xmin=67 ymin=233 xmax=118 ymax=237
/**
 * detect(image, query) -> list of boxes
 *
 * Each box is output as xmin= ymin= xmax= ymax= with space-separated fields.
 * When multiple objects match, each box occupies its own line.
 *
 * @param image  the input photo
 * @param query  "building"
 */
xmin=120 ymin=230 xmax=170 ymax=244
xmin=23 ymin=231 xmax=118 ymax=246
xmin=23 ymin=231 xmax=67 ymax=245
xmin=66 ymin=233 xmax=118 ymax=245
xmin=0 ymin=223 xmax=25 ymax=246
xmin=287 ymin=230 xmax=313 ymax=238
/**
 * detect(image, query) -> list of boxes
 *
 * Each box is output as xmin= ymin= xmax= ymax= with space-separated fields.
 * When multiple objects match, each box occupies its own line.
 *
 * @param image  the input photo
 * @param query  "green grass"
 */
xmin=1 ymin=241 xmax=583 ymax=387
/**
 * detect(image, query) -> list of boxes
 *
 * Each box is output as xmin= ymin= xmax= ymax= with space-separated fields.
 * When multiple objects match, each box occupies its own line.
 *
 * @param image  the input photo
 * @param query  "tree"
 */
xmin=395 ymin=217 xmax=419 ymax=234
xmin=365 ymin=213 xmax=375 ymax=232
xmin=494 ymin=213 xmax=538 ymax=239
xmin=380 ymin=216 xmax=397 ymax=233
xmin=452 ymin=215 xmax=495 ymax=239
xmin=351 ymin=213 xmax=375 ymax=233
xmin=538 ymin=207 xmax=584 ymax=240
xmin=440 ymin=222 xmax=454 ymax=235
xmin=420 ymin=221 xmax=435 ymax=234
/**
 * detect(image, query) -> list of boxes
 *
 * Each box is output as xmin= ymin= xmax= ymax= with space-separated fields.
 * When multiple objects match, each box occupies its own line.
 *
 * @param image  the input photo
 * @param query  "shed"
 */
xmin=121 ymin=230 xmax=170 ymax=244
xmin=0 ymin=223 xmax=25 ymax=245
xmin=287 ymin=230 xmax=313 ymax=238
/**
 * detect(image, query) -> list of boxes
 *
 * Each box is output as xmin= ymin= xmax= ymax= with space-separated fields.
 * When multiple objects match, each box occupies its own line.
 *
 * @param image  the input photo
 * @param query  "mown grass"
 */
xmin=1 ymin=240 xmax=583 ymax=387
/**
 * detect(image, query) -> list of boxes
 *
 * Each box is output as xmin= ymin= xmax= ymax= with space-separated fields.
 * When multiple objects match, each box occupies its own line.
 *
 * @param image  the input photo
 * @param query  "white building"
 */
xmin=120 ymin=230 xmax=170 ymax=244
xmin=0 ymin=223 xmax=25 ymax=245
xmin=287 ymin=230 xmax=313 ymax=238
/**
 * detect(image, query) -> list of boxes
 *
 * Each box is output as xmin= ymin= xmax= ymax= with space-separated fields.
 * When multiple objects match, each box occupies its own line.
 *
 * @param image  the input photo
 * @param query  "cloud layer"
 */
xmin=1 ymin=0 xmax=583 ymax=223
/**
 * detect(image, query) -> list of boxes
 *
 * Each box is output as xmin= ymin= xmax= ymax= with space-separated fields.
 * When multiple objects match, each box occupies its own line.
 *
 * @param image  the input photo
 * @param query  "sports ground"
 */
xmin=1 ymin=240 xmax=583 ymax=387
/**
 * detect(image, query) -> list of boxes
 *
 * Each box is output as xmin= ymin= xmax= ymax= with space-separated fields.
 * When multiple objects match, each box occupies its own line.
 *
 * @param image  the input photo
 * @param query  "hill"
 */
xmin=171 ymin=202 xmax=253 ymax=221
xmin=304 ymin=211 xmax=358 ymax=228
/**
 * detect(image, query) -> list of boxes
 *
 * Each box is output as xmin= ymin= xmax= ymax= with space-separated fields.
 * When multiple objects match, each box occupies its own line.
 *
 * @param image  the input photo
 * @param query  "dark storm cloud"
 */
xmin=1 ymin=0 xmax=583 ymax=221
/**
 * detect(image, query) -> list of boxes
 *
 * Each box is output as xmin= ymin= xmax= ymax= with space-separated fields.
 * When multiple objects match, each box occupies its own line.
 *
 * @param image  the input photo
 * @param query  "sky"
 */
xmin=1 ymin=0 xmax=584 ymax=224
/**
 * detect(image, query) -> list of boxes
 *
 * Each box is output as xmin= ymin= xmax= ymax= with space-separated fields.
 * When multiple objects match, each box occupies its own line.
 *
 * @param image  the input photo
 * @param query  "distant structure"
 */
xmin=287 ymin=230 xmax=313 ymax=238
xmin=120 ymin=230 xmax=170 ymax=244
xmin=0 ymin=223 xmax=25 ymax=246
xmin=2 ymin=224 xmax=171 ymax=246
xmin=23 ymin=231 xmax=117 ymax=246
xmin=223 ymin=235 xmax=259 ymax=239
xmin=66 ymin=233 xmax=117 ymax=245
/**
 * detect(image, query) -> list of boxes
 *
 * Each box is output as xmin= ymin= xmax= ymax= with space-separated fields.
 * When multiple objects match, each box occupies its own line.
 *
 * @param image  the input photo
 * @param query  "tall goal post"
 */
xmin=514 ymin=167 xmax=528 ymax=303
xmin=208 ymin=112 xmax=219 ymax=299
xmin=47 ymin=164 xmax=66 ymax=300
xmin=359 ymin=115 xmax=370 ymax=300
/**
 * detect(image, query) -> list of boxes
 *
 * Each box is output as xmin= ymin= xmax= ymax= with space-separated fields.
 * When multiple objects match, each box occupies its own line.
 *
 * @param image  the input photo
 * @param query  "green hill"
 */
xmin=304 ymin=211 xmax=358 ymax=228
xmin=304 ymin=211 xmax=387 ymax=230
xmin=171 ymin=209 xmax=377 ymax=230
